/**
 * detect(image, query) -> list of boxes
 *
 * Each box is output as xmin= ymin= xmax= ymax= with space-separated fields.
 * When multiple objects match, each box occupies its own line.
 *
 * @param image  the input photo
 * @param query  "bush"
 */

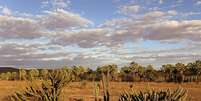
xmin=9 ymin=69 xmax=72 ymax=101
xmin=119 ymin=88 xmax=187 ymax=101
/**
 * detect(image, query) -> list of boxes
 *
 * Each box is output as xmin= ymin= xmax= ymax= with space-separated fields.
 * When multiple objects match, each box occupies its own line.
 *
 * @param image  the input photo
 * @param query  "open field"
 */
xmin=0 ymin=81 xmax=200 ymax=101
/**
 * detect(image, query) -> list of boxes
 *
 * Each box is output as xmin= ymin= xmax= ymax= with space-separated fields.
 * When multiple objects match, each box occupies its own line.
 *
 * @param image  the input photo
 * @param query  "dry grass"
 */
xmin=0 ymin=81 xmax=200 ymax=101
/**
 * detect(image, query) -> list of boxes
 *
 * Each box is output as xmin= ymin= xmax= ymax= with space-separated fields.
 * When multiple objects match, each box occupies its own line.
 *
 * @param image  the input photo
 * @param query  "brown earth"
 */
xmin=0 ymin=81 xmax=200 ymax=101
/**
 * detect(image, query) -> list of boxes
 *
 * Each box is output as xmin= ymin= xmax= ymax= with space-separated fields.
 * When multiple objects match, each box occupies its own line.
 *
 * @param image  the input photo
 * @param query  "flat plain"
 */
xmin=0 ymin=81 xmax=200 ymax=101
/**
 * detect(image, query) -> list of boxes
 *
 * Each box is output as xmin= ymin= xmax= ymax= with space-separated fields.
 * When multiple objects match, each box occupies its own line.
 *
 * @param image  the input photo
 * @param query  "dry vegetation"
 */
xmin=0 ymin=81 xmax=200 ymax=101
xmin=0 ymin=61 xmax=200 ymax=101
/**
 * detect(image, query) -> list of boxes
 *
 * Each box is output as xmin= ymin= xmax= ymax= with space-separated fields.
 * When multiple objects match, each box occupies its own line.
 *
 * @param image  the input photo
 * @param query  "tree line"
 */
xmin=1 ymin=60 xmax=201 ymax=83
xmin=9 ymin=69 xmax=188 ymax=101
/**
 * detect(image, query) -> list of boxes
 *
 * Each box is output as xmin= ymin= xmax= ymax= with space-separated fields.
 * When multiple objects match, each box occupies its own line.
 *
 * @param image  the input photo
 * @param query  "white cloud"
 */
xmin=40 ymin=9 xmax=92 ymax=30
xmin=120 ymin=5 xmax=140 ymax=15
xmin=167 ymin=10 xmax=177 ymax=16
xmin=144 ymin=20 xmax=201 ymax=41
xmin=0 ymin=8 xmax=93 ymax=39
xmin=102 ymin=10 xmax=201 ymax=45
xmin=0 ymin=1 xmax=201 ymax=67
xmin=144 ymin=11 xmax=165 ymax=18
xmin=42 ymin=0 xmax=71 ymax=9
xmin=0 ymin=15 xmax=44 ymax=39
xmin=159 ymin=0 xmax=164 ymax=4
xmin=2 ymin=7 xmax=11 ymax=15
xmin=51 ymin=28 xmax=109 ymax=48
xmin=196 ymin=1 xmax=201 ymax=5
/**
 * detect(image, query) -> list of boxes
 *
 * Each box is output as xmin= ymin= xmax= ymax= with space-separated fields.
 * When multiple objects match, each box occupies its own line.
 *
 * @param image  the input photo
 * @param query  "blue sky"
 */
xmin=0 ymin=0 xmax=201 ymax=68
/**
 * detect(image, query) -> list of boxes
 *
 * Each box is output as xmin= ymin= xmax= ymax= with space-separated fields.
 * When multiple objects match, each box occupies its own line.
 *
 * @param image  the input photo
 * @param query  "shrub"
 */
xmin=9 ymin=69 xmax=72 ymax=101
xmin=119 ymin=88 xmax=187 ymax=101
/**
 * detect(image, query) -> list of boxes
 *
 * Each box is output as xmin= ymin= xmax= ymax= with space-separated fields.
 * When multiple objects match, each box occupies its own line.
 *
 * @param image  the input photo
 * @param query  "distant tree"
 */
xmin=129 ymin=61 xmax=141 ymax=72
xmin=193 ymin=61 xmax=201 ymax=75
xmin=129 ymin=62 xmax=145 ymax=82
xmin=120 ymin=66 xmax=132 ymax=81
xmin=87 ymin=68 xmax=97 ymax=81
xmin=145 ymin=65 xmax=157 ymax=81
xmin=174 ymin=63 xmax=186 ymax=83
xmin=161 ymin=64 xmax=175 ymax=82
xmin=28 ymin=69 xmax=39 ymax=80
xmin=0 ymin=73 xmax=6 ymax=80
xmin=186 ymin=61 xmax=201 ymax=82
xmin=175 ymin=63 xmax=186 ymax=71
xmin=0 ymin=72 xmax=12 ymax=80
xmin=63 ymin=66 xmax=72 ymax=74
xmin=40 ymin=69 xmax=49 ymax=80
xmin=6 ymin=72 xmax=12 ymax=80
xmin=19 ymin=68 xmax=27 ymax=80
xmin=72 ymin=66 xmax=87 ymax=81
xmin=11 ymin=72 xmax=17 ymax=80
xmin=96 ymin=64 xmax=118 ymax=81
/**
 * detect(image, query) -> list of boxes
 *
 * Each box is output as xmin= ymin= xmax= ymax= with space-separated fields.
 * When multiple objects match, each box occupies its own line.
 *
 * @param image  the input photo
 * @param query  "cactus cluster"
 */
xmin=119 ymin=88 xmax=187 ymax=101
xmin=101 ymin=72 xmax=110 ymax=101
xmin=9 ymin=69 xmax=72 ymax=101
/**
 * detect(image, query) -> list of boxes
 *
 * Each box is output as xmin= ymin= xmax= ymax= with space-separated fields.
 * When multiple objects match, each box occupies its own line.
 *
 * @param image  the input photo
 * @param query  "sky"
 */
xmin=0 ymin=0 xmax=201 ymax=68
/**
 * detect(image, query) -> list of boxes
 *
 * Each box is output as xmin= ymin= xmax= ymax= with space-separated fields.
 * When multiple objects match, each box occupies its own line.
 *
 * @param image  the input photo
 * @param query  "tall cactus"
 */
xmin=101 ymin=71 xmax=110 ymax=101
xmin=94 ymin=82 xmax=100 ymax=101
xmin=119 ymin=87 xmax=187 ymax=101
xmin=9 ymin=69 xmax=72 ymax=101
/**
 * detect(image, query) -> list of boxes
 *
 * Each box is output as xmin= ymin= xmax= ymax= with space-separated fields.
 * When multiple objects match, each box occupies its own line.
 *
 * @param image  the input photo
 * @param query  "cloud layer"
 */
xmin=0 ymin=0 xmax=201 ymax=68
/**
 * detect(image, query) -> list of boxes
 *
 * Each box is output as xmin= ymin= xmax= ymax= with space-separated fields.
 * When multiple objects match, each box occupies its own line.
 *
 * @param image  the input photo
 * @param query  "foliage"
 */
xmin=119 ymin=88 xmax=187 ymax=101
xmin=9 ymin=69 xmax=72 ymax=101
xmin=19 ymin=69 xmax=27 ymax=80
xmin=28 ymin=69 xmax=39 ymax=80
xmin=40 ymin=69 xmax=49 ymax=80
xmin=1 ymin=60 xmax=201 ymax=82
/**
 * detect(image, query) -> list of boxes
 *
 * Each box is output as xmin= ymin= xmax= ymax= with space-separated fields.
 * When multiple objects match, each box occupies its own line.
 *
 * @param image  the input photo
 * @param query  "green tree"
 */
xmin=40 ymin=69 xmax=49 ymax=80
xmin=96 ymin=64 xmax=118 ymax=81
xmin=28 ymin=69 xmax=39 ymax=80
xmin=11 ymin=72 xmax=17 ymax=80
xmin=72 ymin=66 xmax=87 ymax=81
xmin=173 ymin=63 xmax=186 ymax=83
xmin=6 ymin=72 xmax=12 ymax=80
xmin=0 ymin=73 xmax=7 ymax=80
xmin=19 ymin=68 xmax=27 ymax=80
xmin=120 ymin=66 xmax=132 ymax=81
xmin=186 ymin=61 xmax=201 ymax=82
xmin=145 ymin=64 xmax=157 ymax=81
xmin=161 ymin=64 xmax=175 ymax=82
xmin=129 ymin=62 xmax=145 ymax=81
